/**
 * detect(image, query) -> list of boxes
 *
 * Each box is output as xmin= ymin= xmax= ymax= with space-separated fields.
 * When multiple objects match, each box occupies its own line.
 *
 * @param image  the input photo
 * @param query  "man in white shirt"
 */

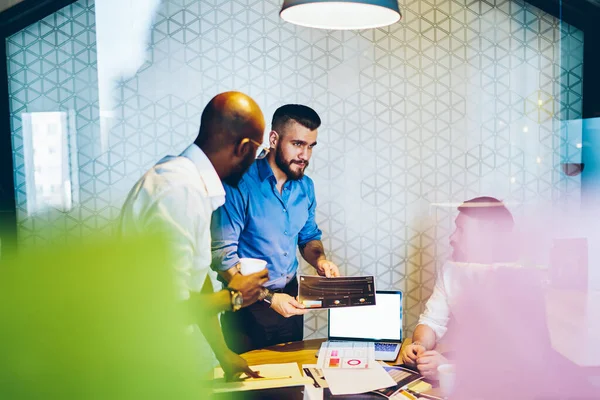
xmin=120 ymin=91 xmax=269 ymax=380
xmin=400 ymin=197 xmax=518 ymax=378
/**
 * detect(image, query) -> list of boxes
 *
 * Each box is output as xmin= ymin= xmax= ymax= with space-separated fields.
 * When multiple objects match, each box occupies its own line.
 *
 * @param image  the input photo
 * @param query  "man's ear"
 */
xmin=269 ymin=130 xmax=279 ymax=149
xmin=233 ymin=139 xmax=251 ymax=159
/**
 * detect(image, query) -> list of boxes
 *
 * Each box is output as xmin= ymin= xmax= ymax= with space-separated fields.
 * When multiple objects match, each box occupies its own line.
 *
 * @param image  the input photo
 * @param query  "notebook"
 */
xmin=327 ymin=291 xmax=403 ymax=361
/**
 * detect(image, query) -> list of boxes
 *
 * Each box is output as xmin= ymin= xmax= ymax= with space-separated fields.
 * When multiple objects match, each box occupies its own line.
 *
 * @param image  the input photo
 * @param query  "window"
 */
xmin=22 ymin=112 xmax=79 ymax=214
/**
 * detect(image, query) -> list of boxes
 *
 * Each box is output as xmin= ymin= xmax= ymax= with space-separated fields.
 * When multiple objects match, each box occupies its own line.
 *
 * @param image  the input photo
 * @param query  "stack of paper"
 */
xmin=316 ymin=341 xmax=396 ymax=395
xmin=212 ymin=362 xmax=312 ymax=392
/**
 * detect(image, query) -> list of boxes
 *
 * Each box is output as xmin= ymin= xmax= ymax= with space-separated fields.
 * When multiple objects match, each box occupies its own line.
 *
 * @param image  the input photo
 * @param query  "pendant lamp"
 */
xmin=280 ymin=0 xmax=402 ymax=30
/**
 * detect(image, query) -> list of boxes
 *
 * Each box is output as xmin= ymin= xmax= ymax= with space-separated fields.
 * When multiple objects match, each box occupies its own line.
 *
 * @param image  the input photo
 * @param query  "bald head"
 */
xmin=195 ymin=91 xmax=265 ymax=152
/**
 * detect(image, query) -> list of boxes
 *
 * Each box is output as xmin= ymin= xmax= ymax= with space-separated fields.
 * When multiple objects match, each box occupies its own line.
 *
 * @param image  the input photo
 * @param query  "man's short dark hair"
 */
xmin=458 ymin=196 xmax=514 ymax=232
xmin=271 ymin=104 xmax=321 ymax=133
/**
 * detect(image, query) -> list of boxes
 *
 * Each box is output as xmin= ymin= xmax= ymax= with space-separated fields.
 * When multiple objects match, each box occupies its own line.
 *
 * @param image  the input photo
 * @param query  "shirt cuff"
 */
xmin=298 ymin=231 xmax=322 ymax=247
xmin=211 ymin=248 xmax=240 ymax=272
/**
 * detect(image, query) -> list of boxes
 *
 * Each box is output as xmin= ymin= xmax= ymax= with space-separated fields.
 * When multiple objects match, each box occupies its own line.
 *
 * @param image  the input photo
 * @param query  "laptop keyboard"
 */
xmin=375 ymin=342 xmax=398 ymax=352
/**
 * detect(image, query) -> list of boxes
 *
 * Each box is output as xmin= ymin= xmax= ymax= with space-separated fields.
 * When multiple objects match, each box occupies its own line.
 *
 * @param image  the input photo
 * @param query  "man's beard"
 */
xmin=275 ymin=145 xmax=308 ymax=180
xmin=224 ymin=150 xmax=256 ymax=187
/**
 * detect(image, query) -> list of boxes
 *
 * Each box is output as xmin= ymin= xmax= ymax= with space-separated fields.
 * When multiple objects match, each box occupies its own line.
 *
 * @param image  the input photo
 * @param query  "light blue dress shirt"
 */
xmin=211 ymin=158 xmax=322 ymax=290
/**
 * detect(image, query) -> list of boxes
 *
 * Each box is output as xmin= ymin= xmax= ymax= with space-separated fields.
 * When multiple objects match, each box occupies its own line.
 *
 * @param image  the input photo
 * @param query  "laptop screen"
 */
xmin=328 ymin=291 xmax=402 ymax=342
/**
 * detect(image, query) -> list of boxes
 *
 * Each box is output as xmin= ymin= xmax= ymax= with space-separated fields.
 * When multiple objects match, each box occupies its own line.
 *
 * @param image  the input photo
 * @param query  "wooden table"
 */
xmin=241 ymin=338 xmax=442 ymax=398
xmin=242 ymin=338 xmax=324 ymax=369
xmin=242 ymin=338 xmax=408 ymax=370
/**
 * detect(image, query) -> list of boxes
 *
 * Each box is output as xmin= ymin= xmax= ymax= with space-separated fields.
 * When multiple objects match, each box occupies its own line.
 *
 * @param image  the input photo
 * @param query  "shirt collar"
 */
xmin=180 ymin=144 xmax=226 ymax=210
xmin=256 ymin=157 xmax=275 ymax=182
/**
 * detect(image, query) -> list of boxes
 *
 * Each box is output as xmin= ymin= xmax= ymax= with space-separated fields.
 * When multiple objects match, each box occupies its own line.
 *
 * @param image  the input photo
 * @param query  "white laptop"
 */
xmin=327 ymin=291 xmax=403 ymax=361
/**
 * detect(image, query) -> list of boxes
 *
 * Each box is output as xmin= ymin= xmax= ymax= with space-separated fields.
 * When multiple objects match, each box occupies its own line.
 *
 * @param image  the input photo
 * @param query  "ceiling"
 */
xmin=0 ymin=0 xmax=599 ymax=21
xmin=0 ymin=0 xmax=24 ymax=14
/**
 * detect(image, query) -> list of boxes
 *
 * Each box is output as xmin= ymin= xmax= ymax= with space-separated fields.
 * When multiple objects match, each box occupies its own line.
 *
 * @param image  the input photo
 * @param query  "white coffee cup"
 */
xmin=238 ymin=258 xmax=267 ymax=275
xmin=437 ymin=364 xmax=456 ymax=397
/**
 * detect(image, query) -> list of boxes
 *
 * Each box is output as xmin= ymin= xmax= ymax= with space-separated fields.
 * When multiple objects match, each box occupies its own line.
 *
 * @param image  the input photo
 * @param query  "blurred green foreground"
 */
xmin=0 ymin=231 xmax=210 ymax=399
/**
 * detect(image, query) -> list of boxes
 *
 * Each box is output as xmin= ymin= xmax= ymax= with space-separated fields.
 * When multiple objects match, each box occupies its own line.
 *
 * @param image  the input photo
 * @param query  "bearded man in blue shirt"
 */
xmin=211 ymin=104 xmax=340 ymax=353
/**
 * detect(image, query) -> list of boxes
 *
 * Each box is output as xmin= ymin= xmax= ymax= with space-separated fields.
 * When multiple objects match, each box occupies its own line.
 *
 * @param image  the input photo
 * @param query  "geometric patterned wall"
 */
xmin=7 ymin=0 xmax=101 ymax=243
xmin=7 ymin=0 xmax=583 ymax=339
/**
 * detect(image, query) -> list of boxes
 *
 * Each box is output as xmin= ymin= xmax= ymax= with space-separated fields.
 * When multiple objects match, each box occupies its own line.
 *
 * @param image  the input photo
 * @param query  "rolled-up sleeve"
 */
xmin=210 ymin=182 xmax=247 ymax=272
xmin=297 ymin=178 xmax=322 ymax=247
xmin=417 ymin=265 xmax=451 ymax=340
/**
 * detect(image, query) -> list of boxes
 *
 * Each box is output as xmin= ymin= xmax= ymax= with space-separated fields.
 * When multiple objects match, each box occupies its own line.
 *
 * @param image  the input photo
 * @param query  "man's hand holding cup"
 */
xmin=228 ymin=258 xmax=269 ymax=306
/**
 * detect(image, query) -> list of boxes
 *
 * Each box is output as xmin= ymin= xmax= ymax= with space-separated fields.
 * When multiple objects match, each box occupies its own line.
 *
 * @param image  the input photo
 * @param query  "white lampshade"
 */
xmin=280 ymin=0 xmax=402 ymax=30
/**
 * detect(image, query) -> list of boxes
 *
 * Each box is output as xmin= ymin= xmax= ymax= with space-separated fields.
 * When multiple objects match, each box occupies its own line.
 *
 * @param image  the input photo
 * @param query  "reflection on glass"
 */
xmin=95 ymin=0 xmax=162 ymax=151
xmin=22 ymin=112 xmax=78 ymax=215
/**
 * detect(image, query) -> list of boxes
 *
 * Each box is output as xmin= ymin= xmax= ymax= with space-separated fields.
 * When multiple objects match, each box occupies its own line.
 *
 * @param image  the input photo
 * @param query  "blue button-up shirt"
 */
xmin=210 ymin=158 xmax=322 ymax=289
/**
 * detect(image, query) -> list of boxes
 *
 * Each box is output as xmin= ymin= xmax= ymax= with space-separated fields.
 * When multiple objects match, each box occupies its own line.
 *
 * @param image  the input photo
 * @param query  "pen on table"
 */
xmin=405 ymin=388 xmax=444 ymax=400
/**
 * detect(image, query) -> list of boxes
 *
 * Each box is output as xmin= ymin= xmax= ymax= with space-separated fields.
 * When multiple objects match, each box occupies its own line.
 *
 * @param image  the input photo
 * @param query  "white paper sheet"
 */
xmin=323 ymin=361 xmax=396 ymax=395
xmin=212 ymin=362 xmax=312 ymax=392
